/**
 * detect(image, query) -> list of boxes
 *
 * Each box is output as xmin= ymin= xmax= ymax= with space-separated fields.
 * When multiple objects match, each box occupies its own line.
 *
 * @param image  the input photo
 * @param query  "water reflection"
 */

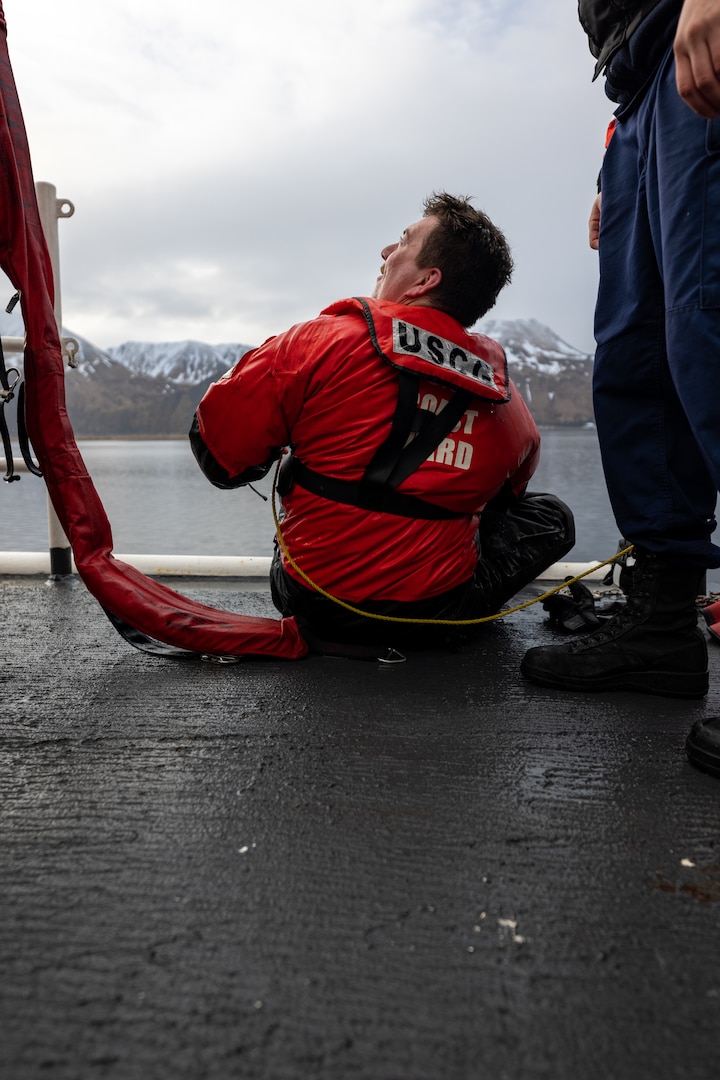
xmin=532 ymin=427 xmax=617 ymax=561
xmin=1 ymin=429 xmax=620 ymax=560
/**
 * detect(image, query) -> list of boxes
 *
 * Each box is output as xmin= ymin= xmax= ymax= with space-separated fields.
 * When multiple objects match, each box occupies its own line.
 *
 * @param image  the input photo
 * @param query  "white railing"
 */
xmin=0 ymin=552 xmax=272 ymax=576
xmin=1 ymin=336 xmax=24 ymax=352
xmin=0 ymin=551 xmax=609 ymax=580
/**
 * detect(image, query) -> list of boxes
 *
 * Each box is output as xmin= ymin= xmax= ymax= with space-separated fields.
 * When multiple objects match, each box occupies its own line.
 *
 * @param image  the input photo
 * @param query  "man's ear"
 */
xmin=406 ymin=266 xmax=442 ymax=298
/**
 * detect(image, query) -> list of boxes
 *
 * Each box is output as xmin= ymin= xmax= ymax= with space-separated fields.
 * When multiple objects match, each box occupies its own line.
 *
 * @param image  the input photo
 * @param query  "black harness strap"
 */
xmin=360 ymin=369 xmax=419 ymax=489
xmin=16 ymin=380 xmax=43 ymax=477
xmin=286 ymin=374 xmax=475 ymax=520
xmin=0 ymin=333 xmax=20 ymax=482
xmin=288 ymin=457 xmax=464 ymax=519
xmin=1 ymin=291 xmax=42 ymax=481
xmin=369 ymin=383 xmax=475 ymax=491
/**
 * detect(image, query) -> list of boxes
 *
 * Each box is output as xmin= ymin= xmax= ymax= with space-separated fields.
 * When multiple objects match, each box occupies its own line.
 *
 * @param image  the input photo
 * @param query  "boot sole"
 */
xmin=685 ymin=719 xmax=720 ymax=776
xmin=520 ymin=663 xmax=709 ymax=699
xmin=686 ymin=744 xmax=720 ymax=777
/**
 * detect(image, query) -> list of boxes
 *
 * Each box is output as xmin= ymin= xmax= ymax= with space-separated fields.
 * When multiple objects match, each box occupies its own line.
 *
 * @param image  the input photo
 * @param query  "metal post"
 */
xmin=35 ymin=181 xmax=76 ymax=581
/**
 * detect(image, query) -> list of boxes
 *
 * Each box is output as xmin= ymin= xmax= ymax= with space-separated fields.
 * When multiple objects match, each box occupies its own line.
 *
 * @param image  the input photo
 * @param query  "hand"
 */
xmin=675 ymin=0 xmax=720 ymax=118
xmin=589 ymin=193 xmax=601 ymax=250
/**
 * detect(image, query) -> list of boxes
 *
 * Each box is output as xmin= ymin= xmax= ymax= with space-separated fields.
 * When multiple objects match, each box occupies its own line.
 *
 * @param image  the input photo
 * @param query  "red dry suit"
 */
xmin=193 ymin=297 xmax=541 ymax=606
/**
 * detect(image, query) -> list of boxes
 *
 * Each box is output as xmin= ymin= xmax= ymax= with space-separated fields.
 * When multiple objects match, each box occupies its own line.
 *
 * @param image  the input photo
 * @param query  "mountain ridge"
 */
xmin=1 ymin=315 xmax=594 ymax=435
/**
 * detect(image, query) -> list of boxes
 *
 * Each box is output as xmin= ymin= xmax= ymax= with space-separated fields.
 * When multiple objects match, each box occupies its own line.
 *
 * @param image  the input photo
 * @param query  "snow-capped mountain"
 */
xmin=478 ymin=318 xmax=593 ymax=426
xmin=479 ymin=317 xmax=591 ymax=373
xmin=105 ymin=340 xmax=252 ymax=386
xmin=1 ymin=317 xmax=594 ymax=435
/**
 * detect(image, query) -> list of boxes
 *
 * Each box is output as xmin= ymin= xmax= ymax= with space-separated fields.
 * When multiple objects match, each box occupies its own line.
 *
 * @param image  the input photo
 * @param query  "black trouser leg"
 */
xmin=465 ymin=492 xmax=576 ymax=618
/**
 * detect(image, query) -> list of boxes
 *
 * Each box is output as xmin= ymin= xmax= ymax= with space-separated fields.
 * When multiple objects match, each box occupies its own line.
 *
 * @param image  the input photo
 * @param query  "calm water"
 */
xmin=1 ymin=429 xmax=622 ymax=562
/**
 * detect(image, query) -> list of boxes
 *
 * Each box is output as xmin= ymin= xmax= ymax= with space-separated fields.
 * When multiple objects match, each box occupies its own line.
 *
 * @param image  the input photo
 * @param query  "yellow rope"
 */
xmin=271 ymin=459 xmax=633 ymax=626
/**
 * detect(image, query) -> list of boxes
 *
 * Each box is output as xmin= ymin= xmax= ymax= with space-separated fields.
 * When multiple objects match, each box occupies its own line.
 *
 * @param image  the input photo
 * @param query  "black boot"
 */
xmin=686 ymin=717 xmax=720 ymax=776
xmin=520 ymin=550 xmax=708 ymax=698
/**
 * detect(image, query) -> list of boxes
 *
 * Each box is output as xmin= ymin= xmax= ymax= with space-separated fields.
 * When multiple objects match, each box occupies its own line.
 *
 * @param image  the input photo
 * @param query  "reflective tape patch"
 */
xmin=392 ymin=319 xmax=496 ymax=387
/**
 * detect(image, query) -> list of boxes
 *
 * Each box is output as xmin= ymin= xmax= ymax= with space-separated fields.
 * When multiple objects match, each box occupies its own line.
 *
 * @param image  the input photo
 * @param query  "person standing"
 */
xmin=522 ymin=1 xmax=720 ymax=766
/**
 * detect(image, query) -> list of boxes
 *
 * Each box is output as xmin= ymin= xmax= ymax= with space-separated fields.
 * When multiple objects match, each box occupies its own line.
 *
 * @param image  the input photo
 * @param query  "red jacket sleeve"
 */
xmin=193 ymin=325 xmax=314 ymax=482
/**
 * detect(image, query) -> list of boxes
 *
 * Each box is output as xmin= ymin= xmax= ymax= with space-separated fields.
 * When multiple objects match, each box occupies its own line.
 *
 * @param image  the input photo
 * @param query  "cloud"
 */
xmin=2 ymin=0 xmax=611 ymax=352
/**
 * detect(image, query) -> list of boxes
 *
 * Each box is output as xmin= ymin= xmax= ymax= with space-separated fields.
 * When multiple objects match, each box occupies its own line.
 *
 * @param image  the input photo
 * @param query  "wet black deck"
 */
xmin=2 ymin=574 xmax=719 ymax=1079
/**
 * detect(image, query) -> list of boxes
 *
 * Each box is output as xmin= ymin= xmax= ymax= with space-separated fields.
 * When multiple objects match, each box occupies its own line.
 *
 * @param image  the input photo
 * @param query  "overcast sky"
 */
xmin=2 ymin=0 xmax=613 ymax=353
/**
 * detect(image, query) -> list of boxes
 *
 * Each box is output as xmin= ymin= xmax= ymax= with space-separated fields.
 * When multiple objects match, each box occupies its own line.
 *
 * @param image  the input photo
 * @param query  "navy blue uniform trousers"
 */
xmin=596 ymin=45 xmax=720 ymax=568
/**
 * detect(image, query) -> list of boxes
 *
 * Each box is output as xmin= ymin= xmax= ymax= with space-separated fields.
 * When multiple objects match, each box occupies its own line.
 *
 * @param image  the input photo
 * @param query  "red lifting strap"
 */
xmin=0 ymin=4 xmax=307 ymax=661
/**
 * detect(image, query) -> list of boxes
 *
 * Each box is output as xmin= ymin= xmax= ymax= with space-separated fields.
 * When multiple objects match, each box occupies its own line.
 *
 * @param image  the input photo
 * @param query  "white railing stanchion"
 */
xmin=35 ymin=180 xmax=76 ymax=581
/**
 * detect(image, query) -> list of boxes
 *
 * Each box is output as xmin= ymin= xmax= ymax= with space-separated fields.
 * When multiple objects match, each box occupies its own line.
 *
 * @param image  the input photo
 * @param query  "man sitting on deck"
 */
xmin=189 ymin=192 xmax=574 ymax=654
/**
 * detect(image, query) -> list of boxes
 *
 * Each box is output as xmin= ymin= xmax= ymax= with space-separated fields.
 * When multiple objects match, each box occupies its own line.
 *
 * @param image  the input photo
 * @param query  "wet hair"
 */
xmin=417 ymin=192 xmax=513 ymax=327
